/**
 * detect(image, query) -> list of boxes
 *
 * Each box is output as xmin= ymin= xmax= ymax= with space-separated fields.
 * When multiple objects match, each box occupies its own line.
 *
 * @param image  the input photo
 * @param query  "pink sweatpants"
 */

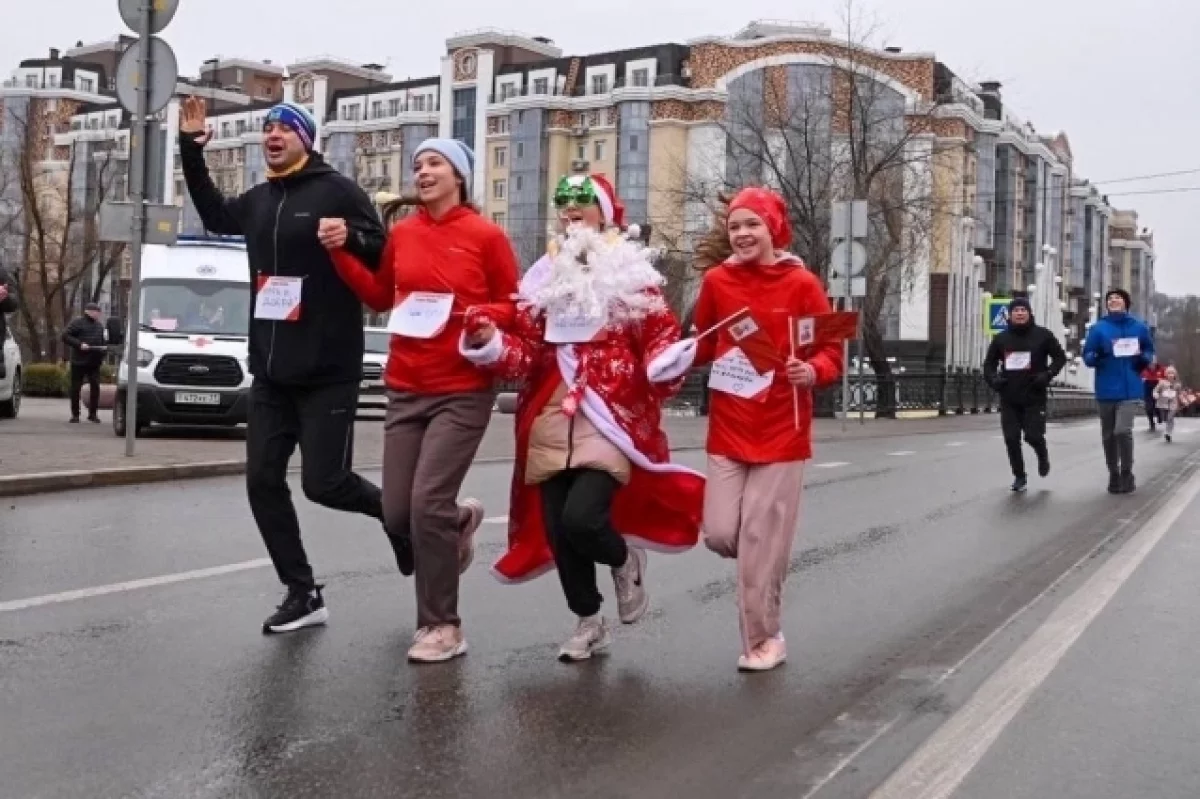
xmin=703 ymin=455 xmax=806 ymax=655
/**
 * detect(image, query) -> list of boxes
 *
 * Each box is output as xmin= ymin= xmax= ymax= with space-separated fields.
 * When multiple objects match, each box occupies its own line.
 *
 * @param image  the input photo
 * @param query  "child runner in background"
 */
xmin=461 ymin=174 xmax=704 ymax=662
xmin=322 ymin=138 xmax=519 ymax=664
xmin=648 ymin=187 xmax=842 ymax=672
xmin=1154 ymin=365 xmax=1183 ymax=443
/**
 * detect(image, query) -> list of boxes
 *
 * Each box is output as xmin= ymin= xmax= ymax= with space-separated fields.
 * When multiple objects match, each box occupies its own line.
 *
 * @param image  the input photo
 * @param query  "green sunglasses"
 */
xmin=553 ymin=176 xmax=600 ymax=209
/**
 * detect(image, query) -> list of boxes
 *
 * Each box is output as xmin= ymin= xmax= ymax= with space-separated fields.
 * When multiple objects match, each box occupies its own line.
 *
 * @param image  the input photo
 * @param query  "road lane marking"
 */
xmin=945 ymin=442 xmax=965 ymax=448
xmin=815 ymin=462 xmax=851 ymax=469
xmin=0 ymin=559 xmax=273 ymax=613
xmin=869 ymin=466 xmax=1200 ymax=799
xmin=889 ymin=451 xmax=916 ymax=457
xmin=484 ymin=515 xmax=509 ymax=524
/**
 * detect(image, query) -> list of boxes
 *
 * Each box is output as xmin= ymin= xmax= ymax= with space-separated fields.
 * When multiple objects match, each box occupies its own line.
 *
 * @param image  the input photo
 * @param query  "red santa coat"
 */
xmin=463 ymin=288 xmax=706 ymax=584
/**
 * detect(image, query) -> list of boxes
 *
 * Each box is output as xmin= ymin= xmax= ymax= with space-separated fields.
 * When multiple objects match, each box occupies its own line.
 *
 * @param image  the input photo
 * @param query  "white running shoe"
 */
xmin=558 ymin=615 xmax=612 ymax=662
xmin=458 ymin=498 xmax=485 ymax=574
xmin=612 ymin=546 xmax=649 ymax=624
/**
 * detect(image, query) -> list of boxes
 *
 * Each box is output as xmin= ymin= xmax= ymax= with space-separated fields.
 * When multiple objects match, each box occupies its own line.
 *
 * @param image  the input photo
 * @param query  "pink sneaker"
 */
xmin=407 ymin=625 xmax=468 ymax=664
xmin=737 ymin=634 xmax=787 ymax=672
xmin=458 ymin=498 xmax=485 ymax=574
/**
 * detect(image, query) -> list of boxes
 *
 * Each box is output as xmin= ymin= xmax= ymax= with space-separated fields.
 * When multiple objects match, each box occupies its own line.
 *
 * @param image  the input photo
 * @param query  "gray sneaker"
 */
xmin=612 ymin=546 xmax=648 ymax=624
xmin=558 ymin=615 xmax=612 ymax=662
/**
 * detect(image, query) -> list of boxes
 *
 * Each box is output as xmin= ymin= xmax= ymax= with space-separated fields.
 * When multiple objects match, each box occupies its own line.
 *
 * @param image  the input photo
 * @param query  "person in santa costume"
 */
xmin=648 ymin=187 xmax=843 ymax=672
xmin=461 ymin=174 xmax=705 ymax=662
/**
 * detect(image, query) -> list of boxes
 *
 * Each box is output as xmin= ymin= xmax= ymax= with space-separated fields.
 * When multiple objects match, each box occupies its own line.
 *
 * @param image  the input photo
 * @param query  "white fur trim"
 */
xmin=647 ymin=339 xmax=697 ymax=383
xmin=519 ymin=254 xmax=553 ymax=299
xmin=557 ymin=347 xmax=704 ymax=480
xmin=459 ymin=330 xmax=504 ymax=365
xmin=595 ymin=186 xmax=614 ymax=226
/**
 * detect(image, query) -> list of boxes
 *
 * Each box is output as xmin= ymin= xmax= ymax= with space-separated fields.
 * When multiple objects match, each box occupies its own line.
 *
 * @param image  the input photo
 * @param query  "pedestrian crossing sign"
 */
xmin=985 ymin=298 xmax=1011 ymax=336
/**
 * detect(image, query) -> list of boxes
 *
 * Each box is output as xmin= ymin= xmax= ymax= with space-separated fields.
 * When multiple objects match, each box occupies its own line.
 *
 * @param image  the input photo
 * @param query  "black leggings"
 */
xmin=540 ymin=469 xmax=628 ymax=618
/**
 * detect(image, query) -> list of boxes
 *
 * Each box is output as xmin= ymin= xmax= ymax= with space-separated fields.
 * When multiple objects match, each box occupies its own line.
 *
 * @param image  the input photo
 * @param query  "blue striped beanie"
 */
xmin=264 ymin=102 xmax=317 ymax=151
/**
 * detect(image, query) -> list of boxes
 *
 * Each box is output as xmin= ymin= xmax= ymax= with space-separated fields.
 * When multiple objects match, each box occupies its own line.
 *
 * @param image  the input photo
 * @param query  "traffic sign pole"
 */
xmin=112 ymin=0 xmax=178 ymax=456
xmin=121 ymin=1 xmax=154 ymax=457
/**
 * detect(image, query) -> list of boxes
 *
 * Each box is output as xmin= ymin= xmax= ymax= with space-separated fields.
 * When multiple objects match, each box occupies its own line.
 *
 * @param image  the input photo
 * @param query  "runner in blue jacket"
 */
xmin=1082 ymin=288 xmax=1154 ymax=494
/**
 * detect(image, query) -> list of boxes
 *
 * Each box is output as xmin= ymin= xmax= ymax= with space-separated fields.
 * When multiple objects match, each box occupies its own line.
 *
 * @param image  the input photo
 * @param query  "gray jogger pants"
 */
xmin=1098 ymin=400 xmax=1138 ymax=476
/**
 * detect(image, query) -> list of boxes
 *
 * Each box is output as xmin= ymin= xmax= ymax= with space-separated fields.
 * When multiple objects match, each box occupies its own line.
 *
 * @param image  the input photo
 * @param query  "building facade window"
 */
xmin=372 ymin=101 xmax=383 ymax=119
xmin=629 ymin=134 xmax=639 ymax=152
xmin=452 ymin=88 xmax=477 ymax=150
xmin=493 ymin=179 xmax=506 ymax=200
xmin=493 ymin=212 xmax=507 ymax=229
xmin=496 ymin=116 xmax=510 ymax=134
xmin=632 ymin=68 xmax=649 ymax=88
xmin=534 ymin=78 xmax=549 ymax=95
xmin=594 ymin=140 xmax=606 ymax=161
xmin=591 ymin=75 xmax=609 ymax=95
xmin=516 ymin=141 xmax=524 ymax=159
xmin=494 ymin=147 xmax=507 ymax=167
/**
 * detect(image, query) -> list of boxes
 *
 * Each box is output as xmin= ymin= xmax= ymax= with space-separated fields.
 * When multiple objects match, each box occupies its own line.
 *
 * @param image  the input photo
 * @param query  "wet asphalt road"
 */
xmin=3 ymin=417 xmax=1199 ymax=799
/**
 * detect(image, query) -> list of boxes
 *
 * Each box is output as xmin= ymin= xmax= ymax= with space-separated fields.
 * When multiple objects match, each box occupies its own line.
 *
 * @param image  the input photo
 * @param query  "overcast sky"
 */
xmin=5 ymin=0 xmax=1196 ymax=296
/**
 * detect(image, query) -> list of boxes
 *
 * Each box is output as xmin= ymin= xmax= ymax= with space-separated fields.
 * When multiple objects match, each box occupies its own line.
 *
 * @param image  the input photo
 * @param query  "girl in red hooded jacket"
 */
xmin=649 ymin=188 xmax=842 ymax=672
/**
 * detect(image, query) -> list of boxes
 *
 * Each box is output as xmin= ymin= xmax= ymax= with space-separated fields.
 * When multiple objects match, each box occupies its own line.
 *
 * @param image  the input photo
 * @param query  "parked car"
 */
xmin=359 ymin=326 xmax=388 ymax=419
xmin=0 ymin=323 xmax=21 ymax=419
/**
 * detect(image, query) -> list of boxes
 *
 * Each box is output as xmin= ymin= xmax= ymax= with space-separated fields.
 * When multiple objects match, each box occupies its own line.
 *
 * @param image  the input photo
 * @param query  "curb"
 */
xmin=0 ymin=460 xmax=248 ymax=499
xmin=0 ymin=445 xmax=711 ymax=500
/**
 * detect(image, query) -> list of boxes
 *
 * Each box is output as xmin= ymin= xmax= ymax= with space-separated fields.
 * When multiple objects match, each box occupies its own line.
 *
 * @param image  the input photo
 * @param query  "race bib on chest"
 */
xmin=545 ymin=310 xmax=608 ymax=344
xmin=1004 ymin=351 xmax=1032 ymax=371
xmin=1162 ymin=388 xmax=1177 ymax=400
xmin=707 ymin=347 xmax=773 ymax=401
xmin=388 ymin=292 xmax=455 ymax=339
xmin=1113 ymin=338 xmax=1140 ymax=358
xmin=255 ymin=276 xmax=303 ymax=321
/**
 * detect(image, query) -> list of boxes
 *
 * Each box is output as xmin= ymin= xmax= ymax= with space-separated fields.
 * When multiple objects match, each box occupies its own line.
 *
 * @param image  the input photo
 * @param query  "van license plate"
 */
xmin=175 ymin=392 xmax=220 ymax=405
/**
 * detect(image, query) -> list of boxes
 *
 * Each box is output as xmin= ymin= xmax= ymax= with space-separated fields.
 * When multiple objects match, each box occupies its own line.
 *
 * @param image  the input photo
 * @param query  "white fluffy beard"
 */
xmin=525 ymin=224 xmax=666 ymax=323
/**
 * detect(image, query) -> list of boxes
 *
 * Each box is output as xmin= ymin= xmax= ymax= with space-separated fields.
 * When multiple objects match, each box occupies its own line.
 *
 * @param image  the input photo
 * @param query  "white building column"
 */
xmin=438 ymin=56 xmax=454 ymax=138
xmin=899 ymin=135 xmax=933 ymax=341
xmin=162 ymin=96 xmax=180 ymax=205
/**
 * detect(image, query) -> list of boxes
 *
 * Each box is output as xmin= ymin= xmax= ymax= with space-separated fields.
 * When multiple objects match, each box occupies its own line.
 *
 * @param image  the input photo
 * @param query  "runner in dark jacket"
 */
xmin=983 ymin=297 xmax=1067 ymax=492
xmin=179 ymin=96 xmax=392 ymax=634
xmin=62 ymin=303 xmax=108 ymax=423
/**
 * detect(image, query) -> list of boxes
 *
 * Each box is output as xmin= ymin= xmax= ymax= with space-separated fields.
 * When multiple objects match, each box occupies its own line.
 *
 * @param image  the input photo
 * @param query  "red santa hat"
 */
xmin=728 ymin=187 xmax=792 ymax=249
xmin=561 ymin=173 xmax=625 ymax=228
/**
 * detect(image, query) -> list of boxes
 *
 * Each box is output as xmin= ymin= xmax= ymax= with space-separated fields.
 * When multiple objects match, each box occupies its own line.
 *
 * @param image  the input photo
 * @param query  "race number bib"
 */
xmin=1113 ymin=338 xmax=1140 ymax=358
xmin=707 ymin=348 xmax=774 ymax=401
xmin=545 ymin=310 xmax=608 ymax=344
xmin=388 ymin=292 xmax=454 ymax=339
xmin=255 ymin=276 xmax=303 ymax=321
xmin=1004 ymin=351 xmax=1032 ymax=371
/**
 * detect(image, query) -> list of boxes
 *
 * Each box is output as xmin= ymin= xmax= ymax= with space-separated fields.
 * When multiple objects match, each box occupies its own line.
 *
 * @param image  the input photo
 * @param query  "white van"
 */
xmin=113 ymin=236 xmax=252 ymax=437
xmin=0 ymin=323 xmax=21 ymax=419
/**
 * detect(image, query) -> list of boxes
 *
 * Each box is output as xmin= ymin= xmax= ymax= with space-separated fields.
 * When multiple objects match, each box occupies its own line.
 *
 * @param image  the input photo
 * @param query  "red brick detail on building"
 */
xmin=354 ymin=133 xmax=372 ymax=149
xmin=548 ymin=110 xmax=574 ymax=129
xmin=650 ymin=99 xmax=724 ymax=123
xmin=688 ymin=41 xmax=935 ymax=100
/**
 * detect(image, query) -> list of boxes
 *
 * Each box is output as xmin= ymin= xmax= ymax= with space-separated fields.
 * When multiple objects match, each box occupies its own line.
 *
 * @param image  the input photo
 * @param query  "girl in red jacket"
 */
xmin=320 ymin=138 xmax=520 ymax=664
xmin=649 ymin=188 xmax=842 ymax=672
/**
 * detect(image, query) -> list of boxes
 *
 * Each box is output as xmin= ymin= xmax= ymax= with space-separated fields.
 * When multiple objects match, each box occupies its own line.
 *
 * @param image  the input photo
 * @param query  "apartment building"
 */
xmin=7 ymin=21 xmax=1158 ymax=364
xmin=1108 ymin=209 xmax=1156 ymax=324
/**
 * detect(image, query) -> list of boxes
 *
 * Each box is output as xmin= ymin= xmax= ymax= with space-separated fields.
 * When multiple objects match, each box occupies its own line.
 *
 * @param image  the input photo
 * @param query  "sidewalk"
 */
xmin=875 ymin=466 xmax=1200 ymax=799
xmin=0 ymin=397 xmax=1001 ymax=496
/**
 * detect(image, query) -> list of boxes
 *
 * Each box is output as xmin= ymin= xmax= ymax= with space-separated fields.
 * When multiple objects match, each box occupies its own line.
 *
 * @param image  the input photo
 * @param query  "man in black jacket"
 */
xmin=62 ymin=303 xmax=108 ymax=423
xmin=179 ymin=96 xmax=397 ymax=634
xmin=983 ymin=297 xmax=1068 ymax=492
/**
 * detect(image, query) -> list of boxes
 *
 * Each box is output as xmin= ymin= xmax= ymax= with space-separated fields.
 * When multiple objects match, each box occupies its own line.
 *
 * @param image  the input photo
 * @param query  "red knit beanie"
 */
xmin=728 ymin=187 xmax=792 ymax=249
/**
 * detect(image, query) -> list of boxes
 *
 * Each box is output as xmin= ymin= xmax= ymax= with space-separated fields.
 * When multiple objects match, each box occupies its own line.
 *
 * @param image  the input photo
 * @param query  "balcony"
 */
xmin=488 ymin=73 xmax=688 ymax=105
xmin=2 ymin=77 xmax=112 ymax=96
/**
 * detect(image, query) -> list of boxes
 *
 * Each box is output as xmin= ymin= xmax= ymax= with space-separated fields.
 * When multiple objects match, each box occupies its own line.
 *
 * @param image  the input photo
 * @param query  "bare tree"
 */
xmin=655 ymin=2 xmax=966 ymax=412
xmin=5 ymin=100 xmax=127 ymax=361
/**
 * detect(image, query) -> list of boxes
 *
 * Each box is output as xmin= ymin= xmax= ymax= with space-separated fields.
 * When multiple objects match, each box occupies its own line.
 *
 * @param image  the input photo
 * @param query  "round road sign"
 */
xmin=115 ymin=36 xmax=179 ymax=115
xmin=119 ymin=0 xmax=180 ymax=35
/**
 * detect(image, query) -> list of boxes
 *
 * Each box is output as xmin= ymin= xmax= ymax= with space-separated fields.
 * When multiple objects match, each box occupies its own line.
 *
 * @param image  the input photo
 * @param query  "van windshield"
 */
xmin=140 ymin=278 xmax=250 ymax=336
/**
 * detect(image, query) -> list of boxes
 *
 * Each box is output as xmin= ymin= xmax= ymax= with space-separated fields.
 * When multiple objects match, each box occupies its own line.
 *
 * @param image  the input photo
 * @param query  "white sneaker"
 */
xmin=612 ymin=546 xmax=649 ymax=624
xmin=407 ymin=625 xmax=468 ymax=664
xmin=738 ymin=634 xmax=787 ymax=672
xmin=558 ymin=615 xmax=612 ymax=662
xmin=458 ymin=498 xmax=485 ymax=574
